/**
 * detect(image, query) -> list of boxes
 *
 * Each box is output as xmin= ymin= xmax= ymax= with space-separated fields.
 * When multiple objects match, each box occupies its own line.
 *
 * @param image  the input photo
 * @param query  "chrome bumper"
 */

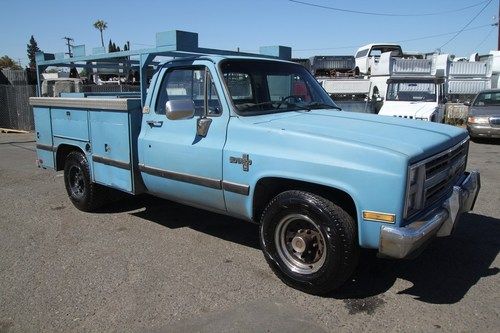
xmin=379 ymin=171 xmax=480 ymax=259
xmin=467 ymin=124 xmax=500 ymax=138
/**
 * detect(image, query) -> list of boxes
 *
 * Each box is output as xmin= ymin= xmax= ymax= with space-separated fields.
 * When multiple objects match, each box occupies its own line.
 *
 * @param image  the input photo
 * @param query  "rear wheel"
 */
xmin=259 ymin=190 xmax=359 ymax=295
xmin=64 ymin=151 xmax=106 ymax=212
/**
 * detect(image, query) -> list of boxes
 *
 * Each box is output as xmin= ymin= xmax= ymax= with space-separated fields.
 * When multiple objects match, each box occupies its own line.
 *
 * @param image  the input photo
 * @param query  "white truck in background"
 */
xmin=354 ymin=43 xmax=403 ymax=75
xmin=308 ymin=43 xmax=496 ymax=122
xmin=377 ymin=52 xmax=449 ymax=122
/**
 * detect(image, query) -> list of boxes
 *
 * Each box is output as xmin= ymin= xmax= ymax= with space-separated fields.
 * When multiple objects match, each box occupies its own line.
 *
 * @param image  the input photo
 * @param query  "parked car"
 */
xmin=466 ymin=89 xmax=500 ymax=140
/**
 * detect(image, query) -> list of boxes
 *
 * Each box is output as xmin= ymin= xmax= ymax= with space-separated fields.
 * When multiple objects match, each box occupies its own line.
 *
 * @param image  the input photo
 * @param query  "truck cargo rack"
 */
xmin=35 ymin=30 xmax=292 ymax=106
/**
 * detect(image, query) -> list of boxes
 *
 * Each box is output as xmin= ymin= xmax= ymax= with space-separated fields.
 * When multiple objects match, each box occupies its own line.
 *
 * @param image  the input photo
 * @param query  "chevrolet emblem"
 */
xmin=229 ymin=154 xmax=252 ymax=171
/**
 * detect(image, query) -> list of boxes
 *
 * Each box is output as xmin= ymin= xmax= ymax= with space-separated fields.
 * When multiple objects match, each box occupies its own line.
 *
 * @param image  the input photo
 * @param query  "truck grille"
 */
xmin=422 ymin=140 xmax=468 ymax=209
xmin=490 ymin=117 xmax=500 ymax=126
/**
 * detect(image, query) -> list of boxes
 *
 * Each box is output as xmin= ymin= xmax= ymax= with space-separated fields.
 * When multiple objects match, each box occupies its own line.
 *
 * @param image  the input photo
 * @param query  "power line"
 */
xmin=292 ymin=23 xmax=494 ymax=52
xmin=398 ymin=23 xmax=493 ymax=43
xmin=288 ymin=0 xmax=490 ymax=17
xmin=438 ymin=0 xmax=493 ymax=49
xmin=472 ymin=26 xmax=496 ymax=51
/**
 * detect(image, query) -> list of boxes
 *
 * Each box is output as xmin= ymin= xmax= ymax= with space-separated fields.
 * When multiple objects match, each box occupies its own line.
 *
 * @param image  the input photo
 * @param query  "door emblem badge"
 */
xmin=230 ymin=154 xmax=252 ymax=172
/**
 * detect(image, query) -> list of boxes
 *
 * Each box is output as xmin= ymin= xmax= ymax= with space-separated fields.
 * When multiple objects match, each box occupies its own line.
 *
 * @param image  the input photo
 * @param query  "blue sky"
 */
xmin=1 ymin=0 xmax=498 ymax=66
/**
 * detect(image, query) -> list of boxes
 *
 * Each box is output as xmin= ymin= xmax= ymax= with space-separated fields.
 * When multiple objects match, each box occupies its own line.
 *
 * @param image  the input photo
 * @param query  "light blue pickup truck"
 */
xmin=30 ymin=31 xmax=480 ymax=295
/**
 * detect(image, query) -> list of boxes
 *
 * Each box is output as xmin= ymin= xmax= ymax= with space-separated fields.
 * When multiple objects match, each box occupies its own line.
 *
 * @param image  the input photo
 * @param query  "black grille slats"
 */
xmin=422 ymin=141 xmax=468 ymax=209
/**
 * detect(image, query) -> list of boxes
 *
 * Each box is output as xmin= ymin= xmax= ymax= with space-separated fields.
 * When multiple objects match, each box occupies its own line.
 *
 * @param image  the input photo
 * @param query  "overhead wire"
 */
xmin=472 ymin=26 xmax=496 ymax=51
xmin=438 ymin=0 xmax=493 ymax=49
xmin=292 ymin=23 xmax=494 ymax=52
xmin=288 ymin=0 xmax=490 ymax=17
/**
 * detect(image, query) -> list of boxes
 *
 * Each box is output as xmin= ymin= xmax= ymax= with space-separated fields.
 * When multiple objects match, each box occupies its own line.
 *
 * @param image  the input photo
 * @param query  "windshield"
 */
xmin=473 ymin=91 xmax=500 ymax=106
xmin=220 ymin=59 xmax=339 ymax=115
xmin=369 ymin=46 xmax=402 ymax=57
xmin=386 ymin=82 xmax=437 ymax=102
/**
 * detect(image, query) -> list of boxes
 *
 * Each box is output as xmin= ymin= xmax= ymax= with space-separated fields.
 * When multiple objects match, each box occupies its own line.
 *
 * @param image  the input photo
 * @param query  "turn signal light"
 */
xmin=363 ymin=211 xmax=396 ymax=223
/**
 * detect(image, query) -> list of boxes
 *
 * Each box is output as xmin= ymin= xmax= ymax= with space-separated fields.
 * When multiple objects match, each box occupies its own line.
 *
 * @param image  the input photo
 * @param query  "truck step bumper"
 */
xmin=378 ymin=171 xmax=480 ymax=259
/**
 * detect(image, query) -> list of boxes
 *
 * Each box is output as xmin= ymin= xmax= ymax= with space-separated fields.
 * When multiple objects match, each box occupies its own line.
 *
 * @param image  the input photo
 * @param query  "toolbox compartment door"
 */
xmin=33 ymin=107 xmax=55 ymax=169
xmin=51 ymin=108 xmax=89 ymax=141
xmin=89 ymin=110 xmax=133 ymax=193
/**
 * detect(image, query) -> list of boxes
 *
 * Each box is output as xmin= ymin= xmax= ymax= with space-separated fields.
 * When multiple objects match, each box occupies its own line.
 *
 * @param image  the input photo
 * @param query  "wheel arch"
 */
xmin=252 ymin=177 xmax=358 ymax=226
xmin=55 ymin=144 xmax=85 ymax=171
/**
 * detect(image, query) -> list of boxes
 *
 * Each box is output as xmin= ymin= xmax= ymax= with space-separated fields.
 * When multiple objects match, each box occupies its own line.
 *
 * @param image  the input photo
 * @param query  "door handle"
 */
xmin=146 ymin=120 xmax=163 ymax=127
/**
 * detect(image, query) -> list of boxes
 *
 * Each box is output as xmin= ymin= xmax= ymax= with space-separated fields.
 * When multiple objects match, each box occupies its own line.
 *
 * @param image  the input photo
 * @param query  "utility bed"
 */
xmin=30 ymin=97 xmax=144 ymax=194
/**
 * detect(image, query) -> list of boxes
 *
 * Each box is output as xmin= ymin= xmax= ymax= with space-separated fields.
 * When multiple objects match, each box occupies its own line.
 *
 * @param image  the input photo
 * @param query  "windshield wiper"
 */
xmin=237 ymin=101 xmax=275 ymax=111
xmin=304 ymin=102 xmax=342 ymax=111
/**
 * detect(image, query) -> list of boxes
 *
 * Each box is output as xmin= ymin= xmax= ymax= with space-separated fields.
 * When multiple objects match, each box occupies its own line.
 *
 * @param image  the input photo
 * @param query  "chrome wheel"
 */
xmin=68 ymin=165 xmax=85 ymax=199
xmin=274 ymin=213 xmax=326 ymax=274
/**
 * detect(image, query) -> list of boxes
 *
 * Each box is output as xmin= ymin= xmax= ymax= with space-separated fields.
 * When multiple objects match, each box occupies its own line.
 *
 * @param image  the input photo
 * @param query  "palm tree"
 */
xmin=93 ymin=20 xmax=108 ymax=47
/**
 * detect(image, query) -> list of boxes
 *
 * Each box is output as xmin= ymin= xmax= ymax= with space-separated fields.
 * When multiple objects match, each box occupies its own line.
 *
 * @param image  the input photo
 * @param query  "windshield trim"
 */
xmin=217 ymin=58 xmax=339 ymax=117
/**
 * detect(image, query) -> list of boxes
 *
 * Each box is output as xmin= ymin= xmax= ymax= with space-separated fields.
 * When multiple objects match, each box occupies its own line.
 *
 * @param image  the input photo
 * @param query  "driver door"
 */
xmin=139 ymin=62 xmax=228 ymax=211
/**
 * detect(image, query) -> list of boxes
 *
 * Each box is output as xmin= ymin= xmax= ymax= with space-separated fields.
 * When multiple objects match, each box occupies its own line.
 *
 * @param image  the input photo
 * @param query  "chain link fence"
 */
xmin=0 ymin=85 xmax=37 ymax=131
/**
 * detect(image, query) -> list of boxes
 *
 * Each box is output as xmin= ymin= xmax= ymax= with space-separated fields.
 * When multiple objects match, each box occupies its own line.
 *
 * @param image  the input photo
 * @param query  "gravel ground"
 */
xmin=0 ymin=132 xmax=498 ymax=332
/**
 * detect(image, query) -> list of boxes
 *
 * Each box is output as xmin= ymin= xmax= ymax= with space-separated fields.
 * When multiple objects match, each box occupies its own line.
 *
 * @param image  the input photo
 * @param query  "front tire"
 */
xmin=64 ymin=151 xmax=106 ymax=212
xmin=259 ymin=190 xmax=359 ymax=295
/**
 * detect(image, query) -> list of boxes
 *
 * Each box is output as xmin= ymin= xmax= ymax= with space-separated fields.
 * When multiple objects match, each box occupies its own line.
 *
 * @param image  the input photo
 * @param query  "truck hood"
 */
xmin=242 ymin=110 xmax=467 ymax=162
xmin=378 ymin=101 xmax=437 ymax=119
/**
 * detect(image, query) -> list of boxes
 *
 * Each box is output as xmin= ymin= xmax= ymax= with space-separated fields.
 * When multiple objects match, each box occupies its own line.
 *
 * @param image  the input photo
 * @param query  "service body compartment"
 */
xmin=29 ymin=97 xmax=142 ymax=193
xmin=51 ymin=108 xmax=89 ymax=141
xmin=33 ymin=106 xmax=55 ymax=169
xmin=90 ymin=110 xmax=133 ymax=192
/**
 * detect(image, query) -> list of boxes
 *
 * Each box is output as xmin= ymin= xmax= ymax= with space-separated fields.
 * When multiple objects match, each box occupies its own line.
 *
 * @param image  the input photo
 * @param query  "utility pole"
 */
xmin=62 ymin=36 xmax=74 ymax=57
xmin=497 ymin=0 xmax=500 ymax=50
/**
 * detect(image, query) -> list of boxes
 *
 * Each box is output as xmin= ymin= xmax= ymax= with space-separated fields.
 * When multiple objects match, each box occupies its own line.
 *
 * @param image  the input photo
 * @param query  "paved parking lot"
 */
xmin=0 ymin=132 xmax=499 ymax=332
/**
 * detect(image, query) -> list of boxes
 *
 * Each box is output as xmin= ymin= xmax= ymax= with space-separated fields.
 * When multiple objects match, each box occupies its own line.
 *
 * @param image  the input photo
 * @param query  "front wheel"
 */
xmin=259 ymin=190 xmax=359 ymax=295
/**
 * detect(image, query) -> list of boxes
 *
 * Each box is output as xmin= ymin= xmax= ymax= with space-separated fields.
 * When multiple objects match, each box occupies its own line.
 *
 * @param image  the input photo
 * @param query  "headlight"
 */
xmin=467 ymin=116 xmax=489 ymax=124
xmin=404 ymin=164 xmax=425 ymax=218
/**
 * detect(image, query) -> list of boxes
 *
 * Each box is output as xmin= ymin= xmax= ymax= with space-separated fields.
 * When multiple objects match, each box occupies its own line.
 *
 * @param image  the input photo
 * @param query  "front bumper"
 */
xmin=467 ymin=124 xmax=500 ymax=138
xmin=378 ymin=171 xmax=480 ymax=258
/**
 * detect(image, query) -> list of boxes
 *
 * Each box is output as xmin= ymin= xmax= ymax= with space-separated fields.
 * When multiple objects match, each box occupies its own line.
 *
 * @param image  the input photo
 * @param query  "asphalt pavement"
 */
xmin=0 ymin=132 xmax=498 ymax=332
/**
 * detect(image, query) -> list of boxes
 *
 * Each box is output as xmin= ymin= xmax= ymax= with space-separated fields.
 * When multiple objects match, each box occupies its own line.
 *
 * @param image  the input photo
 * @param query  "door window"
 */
xmin=156 ymin=67 xmax=222 ymax=116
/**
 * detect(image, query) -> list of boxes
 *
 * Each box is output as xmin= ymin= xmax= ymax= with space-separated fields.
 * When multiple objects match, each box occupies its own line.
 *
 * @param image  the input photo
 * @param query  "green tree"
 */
xmin=0 ymin=55 xmax=22 ymax=70
xmin=93 ymin=20 xmax=108 ymax=47
xmin=26 ymin=35 xmax=41 ymax=69
xmin=108 ymin=39 xmax=113 ymax=53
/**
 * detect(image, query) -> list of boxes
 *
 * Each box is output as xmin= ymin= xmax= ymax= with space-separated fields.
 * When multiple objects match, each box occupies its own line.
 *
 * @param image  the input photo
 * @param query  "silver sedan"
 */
xmin=466 ymin=89 xmax=500 ymax=140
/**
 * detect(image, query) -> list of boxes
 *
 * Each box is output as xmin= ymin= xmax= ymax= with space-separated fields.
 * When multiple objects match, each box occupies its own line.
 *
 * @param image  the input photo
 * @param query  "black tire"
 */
xmin=259 ymin=190 xmax=359 ymax=295
xmin=64 ymin=151 xmax=106 ymax=212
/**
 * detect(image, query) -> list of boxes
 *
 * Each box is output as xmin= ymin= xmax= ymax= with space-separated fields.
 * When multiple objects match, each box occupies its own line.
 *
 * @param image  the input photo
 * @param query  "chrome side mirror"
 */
xmin=165 ymin=100 xmax=195 ymax=120
xmin=463 ymin=101 xmax=471 ymax=107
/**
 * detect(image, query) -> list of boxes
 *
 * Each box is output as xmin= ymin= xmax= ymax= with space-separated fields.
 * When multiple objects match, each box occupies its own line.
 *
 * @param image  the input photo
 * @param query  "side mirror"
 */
xmin=441 ymin=97 xmax=448 ymax=104
xmin=463 ymin=101 xmax=471 ymax=106
xmin=166 ymin=100 xmax=195 ymax=120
